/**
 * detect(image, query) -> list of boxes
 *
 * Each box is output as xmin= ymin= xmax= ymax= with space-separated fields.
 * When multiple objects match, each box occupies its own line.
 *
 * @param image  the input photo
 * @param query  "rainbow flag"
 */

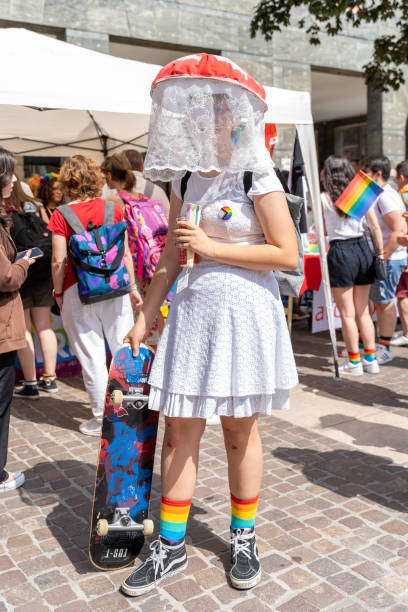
xmin=334 ymin=170 xmax=383 ymax=220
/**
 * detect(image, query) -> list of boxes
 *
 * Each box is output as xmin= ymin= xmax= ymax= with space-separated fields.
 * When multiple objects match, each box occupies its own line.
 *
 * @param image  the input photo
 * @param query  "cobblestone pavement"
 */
xmin=1 ymin=326 xmax=408 ymax=611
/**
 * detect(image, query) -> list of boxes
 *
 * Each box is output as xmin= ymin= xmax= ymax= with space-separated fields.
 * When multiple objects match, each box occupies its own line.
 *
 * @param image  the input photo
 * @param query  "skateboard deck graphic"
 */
xmin=89 ymin=344 xmax=159 ymax=570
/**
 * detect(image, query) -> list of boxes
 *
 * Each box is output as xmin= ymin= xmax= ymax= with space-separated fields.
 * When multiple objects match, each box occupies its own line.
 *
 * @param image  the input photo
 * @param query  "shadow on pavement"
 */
xmin=17 ymin=460 xmax=230 ymax=576
xmin=274 ymin=447 xmax=408 ymax=512
xmin=298 ymin=373 xmax=408 ymax=410
xmin=320 ymin=414 xmax=408 ymax=455
xmin=11 ymin=396 xmax=89 ymax=433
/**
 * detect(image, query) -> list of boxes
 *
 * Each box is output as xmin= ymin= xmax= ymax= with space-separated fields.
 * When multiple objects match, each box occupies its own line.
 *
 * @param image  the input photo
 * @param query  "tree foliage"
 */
xmin=250 ymin=1 xmax=408 ymax=92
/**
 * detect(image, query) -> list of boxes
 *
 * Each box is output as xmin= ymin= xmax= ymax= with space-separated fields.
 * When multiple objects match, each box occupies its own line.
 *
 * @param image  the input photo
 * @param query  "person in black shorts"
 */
xmin=321 ymin=156 xmax=383 ymax=376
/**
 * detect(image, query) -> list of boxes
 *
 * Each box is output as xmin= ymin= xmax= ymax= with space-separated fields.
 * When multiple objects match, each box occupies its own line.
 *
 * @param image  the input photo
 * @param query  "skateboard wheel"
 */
xmin=96 ymin=519 xmax=109 ymax=537
xmin=111 ymin=390 xmax=123 ymax=406
xmin=142 ymin=519 xmax=154 ymax=536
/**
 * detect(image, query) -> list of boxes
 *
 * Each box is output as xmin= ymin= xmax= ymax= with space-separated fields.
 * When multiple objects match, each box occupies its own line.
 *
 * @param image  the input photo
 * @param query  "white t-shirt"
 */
xmin=374 ymin=184 xmax=406 ymax=261
xmin=172 ymin=168 xmax=283 ymax=204
xmin=321 ymin=192 xmax=364 ymax=241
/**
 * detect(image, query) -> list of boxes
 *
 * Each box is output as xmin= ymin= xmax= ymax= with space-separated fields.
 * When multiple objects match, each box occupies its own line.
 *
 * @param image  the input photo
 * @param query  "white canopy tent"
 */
xmin=0 ymin=28 xmax=160 ymax=159
xmin=0 ymin=28 xmax=338 ymax=372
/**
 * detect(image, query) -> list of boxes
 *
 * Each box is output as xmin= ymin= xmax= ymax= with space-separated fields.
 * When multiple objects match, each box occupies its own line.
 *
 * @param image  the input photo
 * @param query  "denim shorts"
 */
xmin=369 ymin=258 xmax=407 ymax=304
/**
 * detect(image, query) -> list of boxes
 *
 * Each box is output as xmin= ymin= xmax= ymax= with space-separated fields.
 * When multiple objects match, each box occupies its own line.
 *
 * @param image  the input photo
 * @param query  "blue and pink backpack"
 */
xmin=119 ymin=190 xmax=168 ymax=280
xmin=58 ymin=201 xmax=130 ymax=304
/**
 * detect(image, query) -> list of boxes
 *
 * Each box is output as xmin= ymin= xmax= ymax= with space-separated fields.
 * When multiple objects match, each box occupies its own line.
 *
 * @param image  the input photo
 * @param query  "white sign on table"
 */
xmin=312 ymin=285 xmax=380 ymax=334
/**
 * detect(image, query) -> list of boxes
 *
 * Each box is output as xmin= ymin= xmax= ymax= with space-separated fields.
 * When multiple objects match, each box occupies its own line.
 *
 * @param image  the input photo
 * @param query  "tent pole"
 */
xmin=296 ymin=125 xmax=340 ymax=378
xmin=87 ymin=111 xmax=109 ymax=158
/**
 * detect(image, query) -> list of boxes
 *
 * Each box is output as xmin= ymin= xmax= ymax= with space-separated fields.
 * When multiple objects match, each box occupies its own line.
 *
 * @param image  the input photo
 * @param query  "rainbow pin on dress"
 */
xmin=219 ymin=206 xmax=232 ymax=220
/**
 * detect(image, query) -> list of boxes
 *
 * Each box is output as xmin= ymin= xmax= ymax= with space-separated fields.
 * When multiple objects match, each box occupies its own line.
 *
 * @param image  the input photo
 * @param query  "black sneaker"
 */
xmin=13 ymin=381 xmax=39 ymax=400
xmin=229 ymin=528 xmax=261 ymax=589
xmin=121 ymin=537 xmax=187 ymax=597
xmin=38 ymin=374 xmax=58 ymax=393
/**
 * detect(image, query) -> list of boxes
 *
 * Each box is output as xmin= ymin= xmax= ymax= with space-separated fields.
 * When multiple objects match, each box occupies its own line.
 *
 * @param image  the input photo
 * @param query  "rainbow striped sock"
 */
xmin=364 ymin=348 xmax=376 ymax=363
xmin=230 ymin=493 xmax=259 ymax=530
xmin=160 ymin=497 xmax=191 ymax=543
xmin=348 ymin=351 xmax=361 ymax=365
xmin=379 ymin=336 xmax=391 ymax=351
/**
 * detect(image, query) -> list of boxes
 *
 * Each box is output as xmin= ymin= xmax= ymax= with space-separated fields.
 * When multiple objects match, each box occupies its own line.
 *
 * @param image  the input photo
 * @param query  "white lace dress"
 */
xmin=148 ymin=169 xmax=298 ymax=418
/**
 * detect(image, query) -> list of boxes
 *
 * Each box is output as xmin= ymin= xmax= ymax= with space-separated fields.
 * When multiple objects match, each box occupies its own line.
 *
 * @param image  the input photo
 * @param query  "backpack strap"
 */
xmin=103 ymin=200 xmax=115 ymax=225
xmin=243 ymin=171 xmax=253 ymax=196
xmin=274 ymin=167 xmax=290 ymax=194
xmin=58 ymin=204 xmax=86 ymax=234
xmin=144 ymin=180 xmax=154 ymax=199
xmin=180 ymin=171 xmax=192 ymax=202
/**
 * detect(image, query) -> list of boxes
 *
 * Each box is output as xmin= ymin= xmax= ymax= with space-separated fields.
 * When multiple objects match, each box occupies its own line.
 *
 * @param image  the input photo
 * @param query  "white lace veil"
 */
xmin=144 ymin=76 xmax=272 ymax=182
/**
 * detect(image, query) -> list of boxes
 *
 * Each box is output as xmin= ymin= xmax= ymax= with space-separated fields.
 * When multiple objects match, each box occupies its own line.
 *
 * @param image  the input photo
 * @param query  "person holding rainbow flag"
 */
xmin=121 ymin=53 xmax=299 ymax=597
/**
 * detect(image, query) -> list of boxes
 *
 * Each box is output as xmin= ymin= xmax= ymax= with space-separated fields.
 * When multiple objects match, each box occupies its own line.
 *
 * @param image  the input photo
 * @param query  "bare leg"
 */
xmin=376 ymin=301 xmax=397 ymax=338
xmin=331 ymin=287 xmax=359 ymax=354
xmin=398 ymin=298 xmax=408 ymax=336
xmin=161 ymin=417 xmax=206 ymax=500
xmin=17 ymin=309 xmax=36 ymax=381
xmin=221 ymin=414 xmax=262 ymax=499
xmin=353 ymin=285 xmax=375 ymax=349
xmin=31 ymin=307 xmax=58 ymax=375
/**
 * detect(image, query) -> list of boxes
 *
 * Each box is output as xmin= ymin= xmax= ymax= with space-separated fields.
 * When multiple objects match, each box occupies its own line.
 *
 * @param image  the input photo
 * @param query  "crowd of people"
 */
xmin=0 ymin=52 xmax=408 ymax=598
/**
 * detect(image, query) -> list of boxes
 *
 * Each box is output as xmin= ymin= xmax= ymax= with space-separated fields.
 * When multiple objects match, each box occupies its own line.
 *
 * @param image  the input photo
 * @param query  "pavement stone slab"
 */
xmin=1 ymin=327 xmax=408 ymax=610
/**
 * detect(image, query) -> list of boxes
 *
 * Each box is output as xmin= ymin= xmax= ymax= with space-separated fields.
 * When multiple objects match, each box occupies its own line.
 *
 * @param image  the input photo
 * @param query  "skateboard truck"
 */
xmin=111 ymin=390 xmax=149 ymax=410
xmin=96 ymin=508 xmax=154 ymax=537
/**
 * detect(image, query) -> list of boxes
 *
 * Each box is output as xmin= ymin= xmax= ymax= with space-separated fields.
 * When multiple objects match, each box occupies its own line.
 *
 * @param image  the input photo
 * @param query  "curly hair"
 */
xmin=101 ymin=153 xmax=136 ymax=191
xmin=0 ymin=147 xmax=15 ymax=231
xmin=323 ymin=155 xmax=356 ymax=218
xmin=59 ymin=155 xmax=104 ymax=201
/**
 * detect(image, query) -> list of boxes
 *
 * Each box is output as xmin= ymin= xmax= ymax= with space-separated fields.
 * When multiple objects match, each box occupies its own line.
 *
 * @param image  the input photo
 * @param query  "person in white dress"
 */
xmin=121 ymin=54 xmax=299 ymax=597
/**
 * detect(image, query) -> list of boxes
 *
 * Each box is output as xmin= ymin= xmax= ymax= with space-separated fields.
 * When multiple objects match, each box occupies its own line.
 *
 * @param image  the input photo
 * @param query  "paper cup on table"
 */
xmin=185 ymin=203 xmax=202 ymax=269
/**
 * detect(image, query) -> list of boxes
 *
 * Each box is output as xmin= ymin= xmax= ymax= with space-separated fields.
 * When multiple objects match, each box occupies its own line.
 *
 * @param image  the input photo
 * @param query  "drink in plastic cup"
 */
xmin=177 ymin=205 xmax=202 ymax=267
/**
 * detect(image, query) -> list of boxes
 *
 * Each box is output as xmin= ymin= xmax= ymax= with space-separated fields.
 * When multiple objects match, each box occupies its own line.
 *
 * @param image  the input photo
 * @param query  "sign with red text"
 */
xmin=312 ymin=285 xmax=342 ymax=333
xmin=312 ymin=285 xmax=381 ymax=333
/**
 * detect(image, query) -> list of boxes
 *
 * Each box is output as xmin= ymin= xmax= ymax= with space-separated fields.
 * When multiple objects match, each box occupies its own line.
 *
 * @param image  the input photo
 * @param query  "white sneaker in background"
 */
xmin=0 ymin=471 xmax=25 ymax=492
xmin=376 ymin=345 xmax=393 ymax=365
xmin=390 ymin=334 xmax=408 ymax=346
xmin=79 ymin=417 xmax=102 ymax=437
xmin=362 ymin=358 xmax=380 ymax=374
xmin=339 ymin=360 xmax=364 ymax=376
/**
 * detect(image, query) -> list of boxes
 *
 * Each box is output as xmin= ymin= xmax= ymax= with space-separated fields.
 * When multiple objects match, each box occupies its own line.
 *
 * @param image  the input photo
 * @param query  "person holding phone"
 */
xmin=6 ymin=179 xmax=59 ymax=398
xmin=0 ymin=148 xmax=35 ymax=493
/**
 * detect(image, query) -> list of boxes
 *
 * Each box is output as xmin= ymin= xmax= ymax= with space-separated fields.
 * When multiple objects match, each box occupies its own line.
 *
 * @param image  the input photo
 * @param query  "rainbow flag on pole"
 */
xmin=334 ymin=170 xmax=383 ymax=221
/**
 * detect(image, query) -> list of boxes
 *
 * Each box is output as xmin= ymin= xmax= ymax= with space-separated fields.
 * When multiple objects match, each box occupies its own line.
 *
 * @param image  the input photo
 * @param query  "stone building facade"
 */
xmin=0 ymin=0 xmax=407 ymax=166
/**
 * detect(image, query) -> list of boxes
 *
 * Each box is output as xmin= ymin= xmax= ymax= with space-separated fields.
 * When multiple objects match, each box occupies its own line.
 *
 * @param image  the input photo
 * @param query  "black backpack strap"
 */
xmin=180 ymin=171 xmax=192 ymax=202
xmin=274 ymin=167 xmax=290 ymax=194
xmin=243 ymin=171 xmax=253 ymax=196
xmin=58 ymin=204 xmax=86 ymax=234
xmin=103 ymin=200 xmax=115 ymax=226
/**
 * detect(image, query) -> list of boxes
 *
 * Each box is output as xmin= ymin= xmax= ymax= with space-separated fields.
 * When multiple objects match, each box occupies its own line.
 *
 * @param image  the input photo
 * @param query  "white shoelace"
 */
xmin=230 ymin=529 xmax=253 ymax=560
xmin=147 ymin=539 xmax=169 ymax=578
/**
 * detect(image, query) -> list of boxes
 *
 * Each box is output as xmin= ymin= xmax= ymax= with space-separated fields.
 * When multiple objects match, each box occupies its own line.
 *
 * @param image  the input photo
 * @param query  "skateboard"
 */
xmin=89 ymin=344 xmax=159 ymax=571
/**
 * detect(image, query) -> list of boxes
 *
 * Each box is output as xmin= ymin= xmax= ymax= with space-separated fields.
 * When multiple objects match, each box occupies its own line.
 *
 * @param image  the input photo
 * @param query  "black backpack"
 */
xmin=11 ymin=211 xmax=53 ymax=286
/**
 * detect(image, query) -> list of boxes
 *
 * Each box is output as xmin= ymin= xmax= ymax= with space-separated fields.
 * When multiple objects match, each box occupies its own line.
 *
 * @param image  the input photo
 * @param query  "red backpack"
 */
xmin=119 ymin=191 xmax=169 ymax=280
